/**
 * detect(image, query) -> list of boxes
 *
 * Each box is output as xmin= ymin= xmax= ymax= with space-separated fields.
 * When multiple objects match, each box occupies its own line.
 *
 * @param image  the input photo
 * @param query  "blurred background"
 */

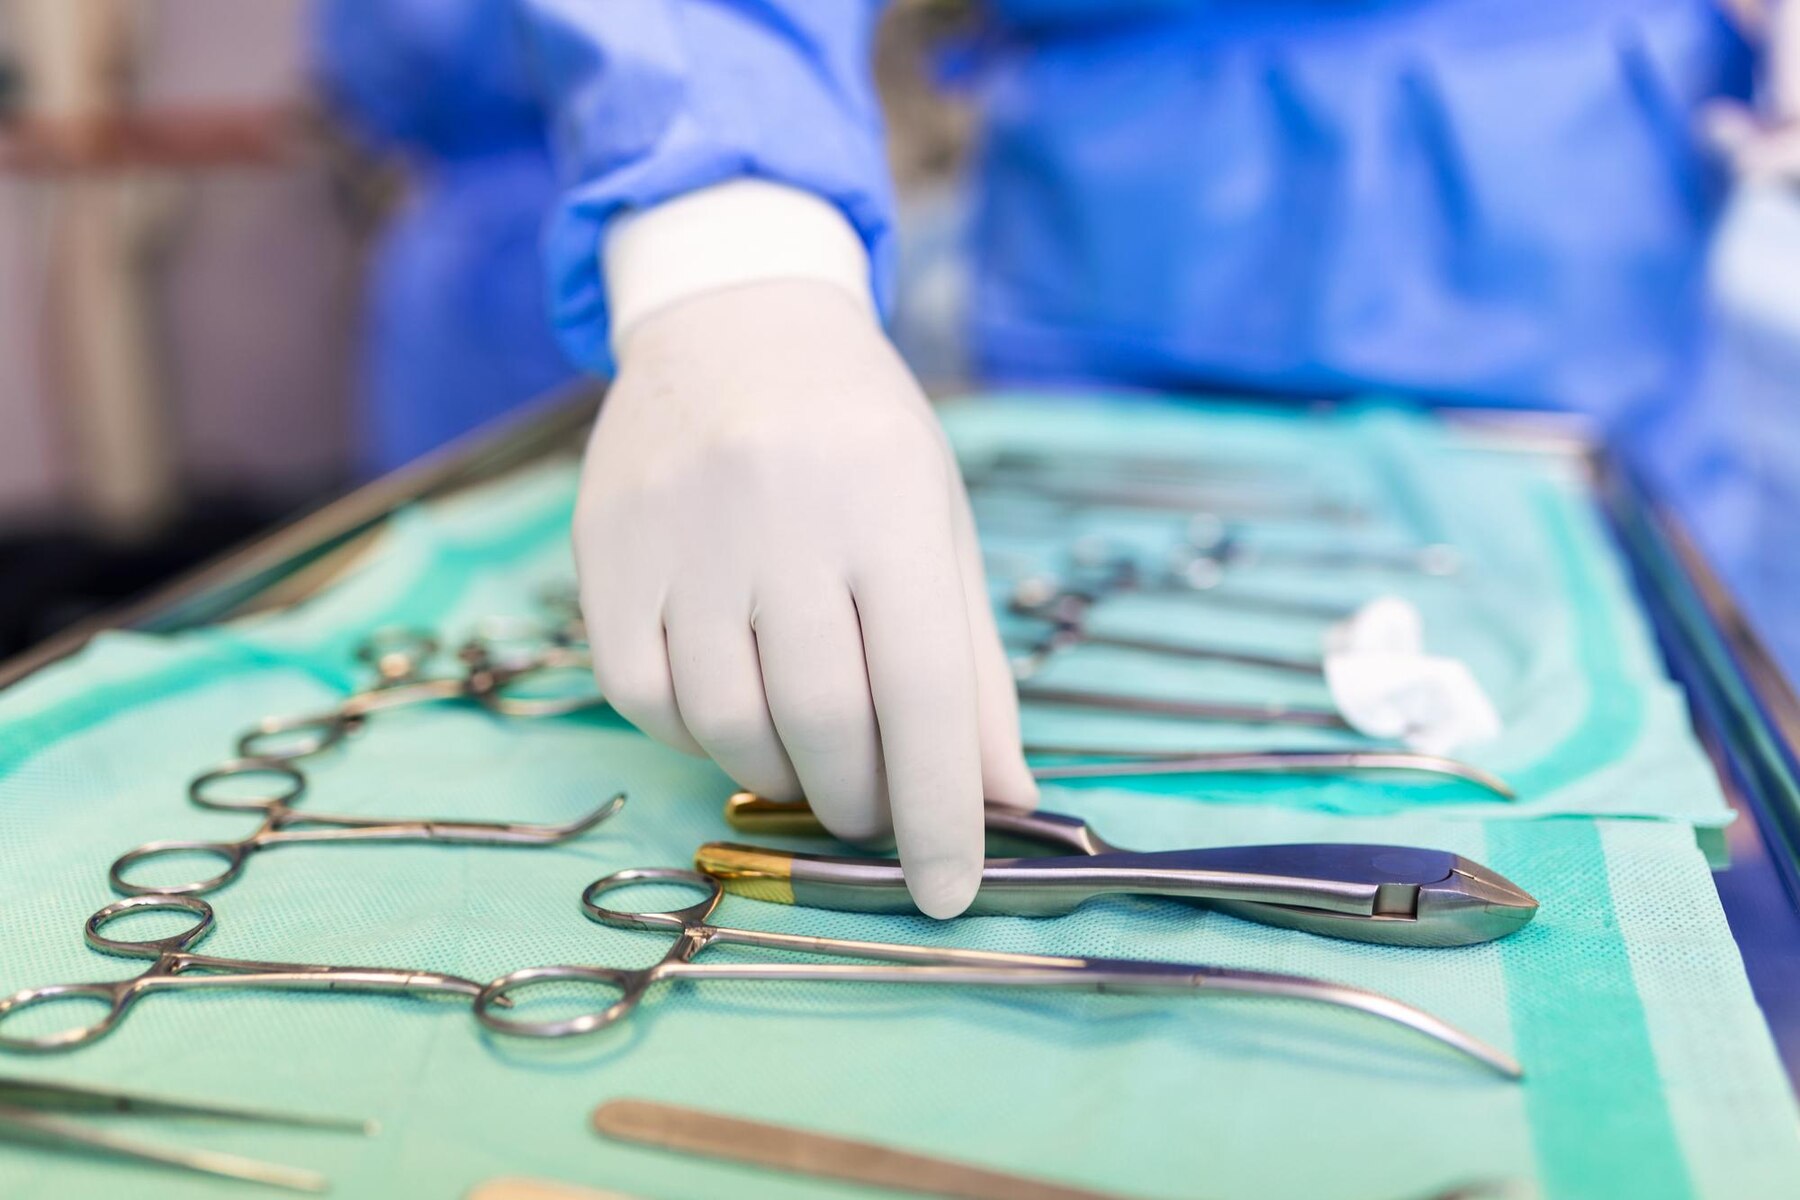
xmin=0 ymin=0 xmax=361 ymax=653
xmin=0 ymin=1 xmax=1794 ymax=676
xmin=0 ymin=0 xmax=977 ymax=659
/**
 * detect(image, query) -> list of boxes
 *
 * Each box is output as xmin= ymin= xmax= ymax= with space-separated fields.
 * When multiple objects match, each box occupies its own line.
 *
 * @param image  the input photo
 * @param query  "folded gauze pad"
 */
xmin=1323 ymin=596 xmax=1425 ymax=657
xmin=1325 ymin=651 xmax=1503 ymax=755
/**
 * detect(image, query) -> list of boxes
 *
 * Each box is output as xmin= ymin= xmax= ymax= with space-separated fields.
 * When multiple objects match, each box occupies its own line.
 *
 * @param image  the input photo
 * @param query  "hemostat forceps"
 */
xmin=0 ymin=895 xmax=494 ymax=1053
xmin=237 ymin=625 xmax=601 ymax=763
xmin=110 ymin=758 xmax=623 ymax=895
xmin=701 ymin=794 xmax=1537 ymax=947
xmin=473 ymin=867 xmax=1520 ymax=1078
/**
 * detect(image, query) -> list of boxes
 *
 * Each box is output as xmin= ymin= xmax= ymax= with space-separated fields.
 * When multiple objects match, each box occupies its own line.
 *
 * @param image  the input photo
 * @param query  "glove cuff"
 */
xmin=603 ymin=178 xmax=876 ymax=354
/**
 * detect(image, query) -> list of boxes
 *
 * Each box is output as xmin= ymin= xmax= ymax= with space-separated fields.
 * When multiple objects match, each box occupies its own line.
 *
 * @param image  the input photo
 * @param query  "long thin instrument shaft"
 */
xmin=593 ymin=1098 xmax=1151 ymax=1200
xmin=0 ymin=1104 xmax=328 ymax=1193
xmin=1017 ymin=683 xmax=1350 ymax=729
xmin=0 ymin=1075 xmax=374 ymax=1132
xmin=1024 ymin=748 xmax=1514 ymax=798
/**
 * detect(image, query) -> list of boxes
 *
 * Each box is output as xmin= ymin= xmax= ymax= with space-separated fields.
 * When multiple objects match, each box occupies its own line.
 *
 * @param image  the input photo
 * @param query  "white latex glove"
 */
xmin=575 ymin=233 xmax=1036 ymax=916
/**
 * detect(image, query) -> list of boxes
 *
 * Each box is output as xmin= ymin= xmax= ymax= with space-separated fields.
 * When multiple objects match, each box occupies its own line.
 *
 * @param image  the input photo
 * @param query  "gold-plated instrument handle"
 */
xmin=692 ymin=843 xmax=797 ymax=904
xmin=723 ymin=792 xmax=826 ymax=836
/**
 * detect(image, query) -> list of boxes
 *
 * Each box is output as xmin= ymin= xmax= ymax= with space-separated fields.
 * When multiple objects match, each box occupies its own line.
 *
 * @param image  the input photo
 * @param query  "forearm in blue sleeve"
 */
xmin=517 ymin=0 xmax=895 ymax=374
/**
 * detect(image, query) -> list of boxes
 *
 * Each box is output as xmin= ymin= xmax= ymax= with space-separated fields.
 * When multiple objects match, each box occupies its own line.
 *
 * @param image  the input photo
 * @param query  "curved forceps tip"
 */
xmin=558 ymin=792 xmax=627 ymax=838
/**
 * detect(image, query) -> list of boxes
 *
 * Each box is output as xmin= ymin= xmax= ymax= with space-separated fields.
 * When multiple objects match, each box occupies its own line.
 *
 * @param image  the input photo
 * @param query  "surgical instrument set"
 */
xmin=703 ymin=793 xmax=1538 ymax=946
xmin=0 ymin=894 xmax=496 ymax=1052
xmin=109 ymin=758 xmax=624 ymax=896
xmin=0 ymin=1076 xmax=372 ymax=1193
xmin=474 ymin=867 xmax=1521 ymax=1077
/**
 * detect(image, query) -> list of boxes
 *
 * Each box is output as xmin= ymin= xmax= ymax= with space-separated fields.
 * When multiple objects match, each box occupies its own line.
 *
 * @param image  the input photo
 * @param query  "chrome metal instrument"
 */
xmin=1010 ymin=581 xmax=1325 ymax=677
xmin=1024 ymin=745 xmax=1514 ymax=798
xmin=109 ymin=758 xmax=623 ymax=896
xmin=0 ymin=1075 xmax=373 ymax=1193
xmin=475 ymin=868 xmax=1520 ymax=1077
xmin=705 ymin=794 xmax=1537 ymax=947
xmin=591 ymin=1097 xmax=1142 ymax=1200
xmin=237 ymin=624 xmax=601 ymax=764
xmin=1015 ymin=680 xmax=1351 ymax=729
xmin=0 ymin=895 xmax=494 ymax=1053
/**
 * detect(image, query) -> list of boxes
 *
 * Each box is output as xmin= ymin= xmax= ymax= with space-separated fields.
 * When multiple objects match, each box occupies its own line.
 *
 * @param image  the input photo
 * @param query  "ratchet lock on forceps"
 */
xmin=698 ymin=793 xmax=1537 ymax=947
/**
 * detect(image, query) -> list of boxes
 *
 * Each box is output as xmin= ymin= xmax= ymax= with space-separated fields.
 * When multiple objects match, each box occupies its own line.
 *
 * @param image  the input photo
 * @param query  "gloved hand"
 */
xmin=574 ymin=276 xmax=1037 ymax=918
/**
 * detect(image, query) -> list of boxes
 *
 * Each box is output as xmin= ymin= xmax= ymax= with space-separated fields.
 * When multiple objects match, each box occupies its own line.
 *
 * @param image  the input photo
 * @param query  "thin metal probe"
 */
xmin=1017 ymin=683 xmax=1351 ymax=729
xmin=1024 ymin=748 xmax=1514 ymax=799
xmin=0 ymin=1104 xmax=329 ymax=1192
xmin=0 ymin=1075 xmax=375 ymax=1132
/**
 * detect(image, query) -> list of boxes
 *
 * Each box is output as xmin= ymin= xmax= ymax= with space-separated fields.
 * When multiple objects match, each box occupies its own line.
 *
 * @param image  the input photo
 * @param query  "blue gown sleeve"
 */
xmin=515 ymin=0 xmax=896 ymax=375
xmin=312 ymin=0 xmax=546 ymax=159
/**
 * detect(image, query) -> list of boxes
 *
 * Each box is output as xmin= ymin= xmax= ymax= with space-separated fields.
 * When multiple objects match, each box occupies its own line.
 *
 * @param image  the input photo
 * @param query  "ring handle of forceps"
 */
xmin=471 ymin=647 xmax=604 ymax=720
xmin=0 ymin=896 xmax=216 ymax=1053
xmin=86 ymin=894 xmax=216 ymax=955
xmin=110 ymin=839 xmax=250 ymax=896
xmin=189 ymin=758 xmax=305 ymax=813
xmin=475 ymin=869 xmax=724 ymax=1038
xmin=0 ymin=980 xmax=134 ymax=1051
xmin=236 ymin=710 xmax=356 ymax=762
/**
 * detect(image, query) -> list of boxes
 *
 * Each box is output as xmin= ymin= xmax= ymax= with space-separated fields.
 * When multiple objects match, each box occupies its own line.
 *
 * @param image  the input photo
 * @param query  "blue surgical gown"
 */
xmin=313 ymin=0 xmax=577 ymax=472
xmin=316 ymin=0 xmax=1767 ymax=581
xmin=510 ymin=0 xmax=1751 ymax=433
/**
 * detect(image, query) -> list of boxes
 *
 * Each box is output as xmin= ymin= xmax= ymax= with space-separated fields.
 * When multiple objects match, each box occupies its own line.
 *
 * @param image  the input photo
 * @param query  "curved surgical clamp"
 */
xmin=0 ymin=895 xmax=494 ymax=1053
xmin=110 ymin=758 xmax=623 ymax=895
xmin=700 ymin=793 xmax=1537 ymax=947
xmin=474 ymin=867 xmax=1519 ymax=1077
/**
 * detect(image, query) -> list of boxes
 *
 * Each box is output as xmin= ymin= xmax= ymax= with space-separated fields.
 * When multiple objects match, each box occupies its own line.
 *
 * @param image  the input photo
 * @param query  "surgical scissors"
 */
xmin=0 ymin=895 xmax=494 ymax=1052
xmin=706 ymin=794 xmax=1538 ymax=946
xmin=237 ymin=625 xmax=602 ymax=763
xmin=110 ymin=758 xmax=623 ymax=896
xmin=473 ymin=868 xmax=1520 ymax=1078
